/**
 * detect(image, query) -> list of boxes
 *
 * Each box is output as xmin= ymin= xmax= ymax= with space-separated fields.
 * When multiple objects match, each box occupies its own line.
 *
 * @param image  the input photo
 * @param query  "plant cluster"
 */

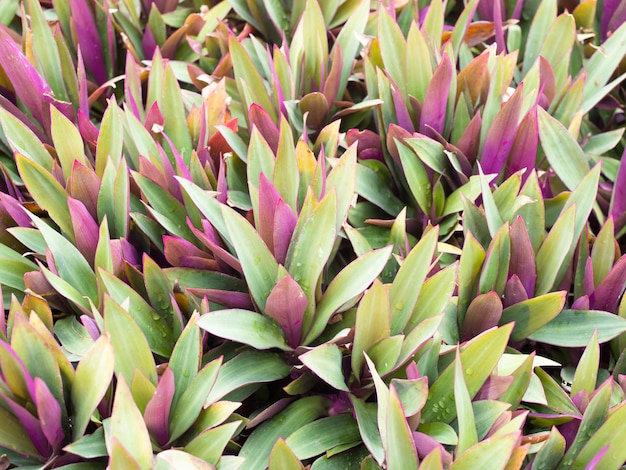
xmin=0 ymin=0 xmax=625 ymax=468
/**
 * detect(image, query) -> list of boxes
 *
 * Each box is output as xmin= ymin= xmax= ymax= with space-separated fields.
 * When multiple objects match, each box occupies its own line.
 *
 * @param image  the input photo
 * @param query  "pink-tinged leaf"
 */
xmin=0 ymin=194 xmax=32 ymax=227
xmin=413 ymin=433 xmax=453 ymax=467
xmin=186 ymin=289 xmax=254 ymax=310
xmin=163 ymin=236 xmax=218 ymax=270
xmin=481 ymin=84 xmax=524 ymax=177
xmin=505 ymin=107 xmax=538 ymax=183
xmin=0 ymin=340 xmax=37 ymax=403
xmin=265 ymin=275 xmax=307 ymax=347
xmin=493 ymin=0 xmax=505 ymax=53
xmin=69 ymin=0 xmax=107 ymax=84
xmin=586 ymin=445 xmax=610 ymax=470
xmin=461 ymin=292 xmax=503 ymax=341
xmin=0 ymin=95 xmax=47 ymax=143
xmin=273 ymin=200 xmax=297 ymax=265
xmin=68 ymin=161 xmax=100 ymax=220
xmin=584 ymin=257 xmax=595 ymax=297
xmin=386 ymin=124 xmax=413 ymax=168
xmin=610 ymin=148 xmax=626 ymax=233
xmin=0 ymin=392 xmax=50 ymax=457
xmin=571 ymin=295 xmax=590 ymax=310
xmin=503 ymin=275 xmax=529 ymax=308
xmin=0 ymin=287 xmax=4 ymax=338
xmin=419 ymin=54 xmax=453 ymax=138
xmin=34 ymin=378 xmax=64 ymax=452
xmin=590 ymin=255 xmax=626 ymax=313
xmin=475 ymin=375 xmax=515 ymax=400
xmin=144 ymin=367 xmax=175 ymax=448
xmin=142 ymin=27 xmax=157 ymax=60
xmin=138 ymin=156 xmax=169 ymax=195
xmin=68 ymin=198 xmax=99 ymax=265
xmin=346 ymin=129 xmax=384 ymax=162
xmin=78 ymin=110 xmax=99 ymax=151
xmin=258 ymin=173 xmax=281 ymax=253
xmin=249 ymin=104 xmax=279 ymax=154
xmin=188 ymin=220 xmax=242 ymax=274
xmin=323 ymin=45 xmax=342 ymax=106
xmin=145 ymin=101 xmax=165 ymax=134
xmin=509 ymin=216 xmax=536 ymax=297
xmin=0 ymin=29 xmax=51 ymax=124
xmin=391 ymin=79 xmax=415 ymax=133
xmin=456 ymin=113 xmax=482 ymax=164
xmin=539 ymin=57 xmax=556 ymax=105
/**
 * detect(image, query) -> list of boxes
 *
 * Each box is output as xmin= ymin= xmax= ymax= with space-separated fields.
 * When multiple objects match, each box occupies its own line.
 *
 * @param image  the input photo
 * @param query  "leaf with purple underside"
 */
xmin=144 ymin=367 xmax=175 ymax=448
xmin=420 ymin=54 xmax=453 ymax=139
xmin=265 ymin=274 xmax=307 ymax=348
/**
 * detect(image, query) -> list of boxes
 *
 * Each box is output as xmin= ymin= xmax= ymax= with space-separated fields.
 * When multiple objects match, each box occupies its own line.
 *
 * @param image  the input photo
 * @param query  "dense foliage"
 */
xmin=0 ymin=0 xmax=625 ymax=468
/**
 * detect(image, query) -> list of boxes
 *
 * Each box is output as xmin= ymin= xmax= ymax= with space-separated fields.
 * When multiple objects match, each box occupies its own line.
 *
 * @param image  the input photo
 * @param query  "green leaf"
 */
xmin=72 ymin=333 xmax=115 ymax=440
xmin=162 ymin=61 xmax=192 ymax=158
xmin=0 ymin=108 xmax=52 ymax=169
xmin=478 ymin=223 xmax=510 ymax=295
xmin=168 ymin=358 xmax=222 ymax=443
xmin=449 ymin=432 xmax=518 ymax=470
xmin=591 ymin=217 xmax=615 ymax=286
xmin=29 ymin=212 xmax=97 ymax=303
xmin=368 ymin=336 xmax=403 ymax=376
xmin=286 ymin=414 xmax=361 ymax=460
xmin=581 ymin=21 xmax=626 ymax=113
xmin=386 ymin=384 xmax=418 ymax=470
xmin=197 ymin=309 xmax=290 ymax=351
xmin=571 ymin=401 xmax=626 ymax=469
xmin=570 ymin=330 xmax=599 ymax=398
xmin=184 ymin=421 xmax=241 ymax=465
xmin=455 ymin=351 xmax=478 ymax=455
xmin=95 ymin=100 xmax=124 ymax=177
xmin=110 ymin=376 xmax=153 ymax=470
xmin=305 ymin=246 xmax=392 ymax=344
xmin=528 ymin=310 xmax=626 ymax=347
xmin=390 ymin=226 xmax=438 ymax=333
xmin=352 ymin=280 xmax=390 ymax=377
xmin=206 ymin=351 xmax=290 ymax=403
xmin=351 ymin=396 xmax=384 ymax=465
xmin=378 ymin=7 xmax=407 ymax=101
xmin=17 ymin=154 xmax=73 ymax=239
xmin=299 ymin=344 xmax=349 ymax=391
xmin=239 ymin=396 xmax=329 ymax=470
xmin=154 ymin=449 xmax=216 ymax=470
xmin=168 ymin=314 xmax=201 ymax=411
xmin=269 ymin=439 xmax=304 ymax=470
xmin=356 ymin=163 xmax=404 ymax=215
xmin=99 ymin=158 xmax=130 ymax=239
xmin=63 ymin=427 xmax=107 ymax=459
xmin=538 ymin=108 xmax=590 ymax=192
xmin=535 ymin=204 xmax=576 ymax=295
xmin=499 ymin=292 xmax=566 ymax=341
xmin=104 ymin=296 xmax=157 ymax=387
xmin=421 ymin=325 xmax=513 ymax=423
xmin=50 ymin=106 xmax=88 ymax=179
xmin=531 ymin=427 xmax=565 ymax=470
xmin=99 ymin=270 xmax=174 ymax=356
xmin=0 ymin=405 xmax=39 ymax=458
xmin=221 ymin=205 xmax=278 ymax=311
xmin=397 ymin=140 xmax=431 ymax=215
xmin=326 ymin=144 xmax=358 ymax=231
xmin=522 ymin=0 xmax=557 ymax=75
xmin=286 ymin=190 xmax=337 ymax=334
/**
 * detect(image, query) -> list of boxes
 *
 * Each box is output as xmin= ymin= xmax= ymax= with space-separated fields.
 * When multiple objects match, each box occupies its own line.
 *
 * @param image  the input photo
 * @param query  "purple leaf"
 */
xmin=80 ymin=315 xmax=100 ymax=340
xmin=0 ymin=392 xmax=50 ymax=457
xmin=505 ymin=107 xmax=538 ymax=183
xmin=0 ymin=193 xmax=32 ymax=227
xmin=571 ymin=295 xmax=590 ymax=310
xmin=78 ymin=110 xmax=99 ymax=151
xmin=249 ymin=104 xmax=279 ymax=154
xmin=610 ymin=148 xmax=626 ymax=233
xmin=273 ymin=200 xmax=297 ymax=265
xmin=584 ymin=257 xmax=595 ymax=297
xmin=462 ymin=291 xmax=503 ymax=341
xmin=323 ymin=46 xmax=342 ymax=106
xmin=145 ymin=101 xmax=165 ymax=134
xmin=412 ymin=432 xmax=452 ymax=467
xmin=601 ymin=0 xmax=626 ymax=40
xmin=590 ymin=255 xmax=626 ymax=313
xmin=265 ymin=275 xmax=307 ymax=347
xmin=475 ymin=374 xmax=515 ymax=400
xmin=493 ymin=0 xmax=506 ymax=53
xmin=481 ymin=84 xmax=524 ymax=177
xmin=68 ymin=0 xmax=107 ymax=84
xmin=186 ymin=289 xmax=254 ymax=310
xmin=142 ymin=27 xmax=157 ymax=60
xmin=503 ymin=275 xmax=529 ymax=308
xmin=456 ymin=113 xmax=482 ymax=164
xmin=0 ymin=28 xmax=52 ymax=124
xmin=419 ymin=54 xmax=453 ymax=139
xmin=346 ymin=129 xmax=383 ymax=162
xmin=163 ymin=236 xmax=217 ymax=270
xmin=144 ymin=367 xmax=175 ymax=448
xmin=188 ymin=219 xmax=242 ymax=273
xmin=0 ymin=287 xmax=4 ymax=338
xmin=67 ymin=197 xmax=99 ymax=265
xmin=34 ymin=378 xmax=64 ymax=452
xmin=0 ymin=340 xmax=38 ymax=403
xmin=390 ymin=77 xmax=414 ymax=133
xmin=509 ymin=216 xmax=536 ymax=297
